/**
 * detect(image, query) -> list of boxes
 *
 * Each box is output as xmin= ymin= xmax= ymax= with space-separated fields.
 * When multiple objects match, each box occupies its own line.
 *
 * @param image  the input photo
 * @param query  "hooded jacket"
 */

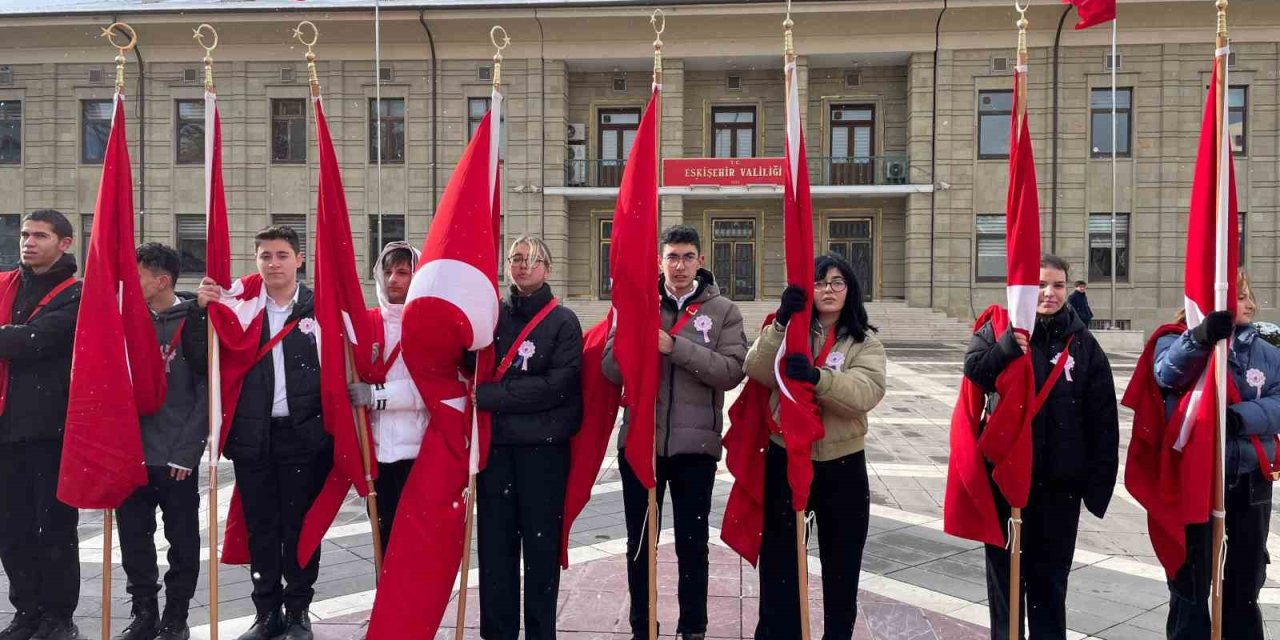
xmin=0 ymin=253 xmax=82 ymax=444
xmin=364 ymin=241 xmax=428 ymax=463
xmin=139 ymin=291 xmax=209 ymax=470
xmin=963 ymin=304 xmax=1119 ymax=518
xmin=602 ymin=269 xmax=748 ymax=460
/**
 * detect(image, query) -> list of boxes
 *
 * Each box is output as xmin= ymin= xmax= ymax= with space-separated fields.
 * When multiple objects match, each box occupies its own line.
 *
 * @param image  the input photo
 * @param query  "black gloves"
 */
xmin=775 ymin=285 xmax=808 ymax=327
xmin=1191 ymin=310 xmax=1235 ymax=346
xmin=783 ymin=353 xmax=821 ymax=385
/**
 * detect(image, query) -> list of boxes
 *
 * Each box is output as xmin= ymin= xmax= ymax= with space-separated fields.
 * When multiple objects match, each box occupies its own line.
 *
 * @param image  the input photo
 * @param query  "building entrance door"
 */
xmin=710 ymin=218 xmax=757 ymax=301
xmin=826 ymin=217 xmax=874 ymax=301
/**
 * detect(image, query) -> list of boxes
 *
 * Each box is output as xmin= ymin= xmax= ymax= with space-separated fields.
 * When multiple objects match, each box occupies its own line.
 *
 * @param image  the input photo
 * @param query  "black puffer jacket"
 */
xmin=0 ymin=253 xmax=82 ymax=444
xmin=223 ymin=285 xmax=327 ymax=463
xmin=963 ymin=305 xmax=1119 ymax=518
xmin=475 ymin=284 xmax=583 ymax=446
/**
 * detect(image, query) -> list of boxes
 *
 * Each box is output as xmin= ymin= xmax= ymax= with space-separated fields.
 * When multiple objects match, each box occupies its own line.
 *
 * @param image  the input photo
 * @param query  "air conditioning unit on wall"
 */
xmin=566 ymin=143 xmax=588 ymax=186
xmin=884 ymin=159 xmax=908 ymax=184
xmin=566 ymin=122 xmax=586 ymax=142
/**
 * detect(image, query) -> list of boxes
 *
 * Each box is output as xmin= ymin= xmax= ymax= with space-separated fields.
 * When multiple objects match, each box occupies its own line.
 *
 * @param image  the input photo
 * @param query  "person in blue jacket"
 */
xmin=1153 ymin=271 xmax=1277 ymax=640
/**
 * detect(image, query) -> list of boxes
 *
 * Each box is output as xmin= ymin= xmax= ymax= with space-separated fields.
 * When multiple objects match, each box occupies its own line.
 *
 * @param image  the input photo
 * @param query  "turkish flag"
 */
xmin=1062 ymin=0 xmax=1116 ymax=30
xmin=58 ymin=93 xmax=166 ymax=509
xmin=721 ymin=316 xmax=778 ymax=566
xmin=1124 ymin=58 xmax=1238 ymax=578
xmin=296 ymin=94 xmax=375 ymax=566
xmin=614 ymin=87 xmax=662 ymax=489
xmin=365 ymin=87 xmax=502 ymax=640
xmin=773 ymin=58 xmax=823 ymax=511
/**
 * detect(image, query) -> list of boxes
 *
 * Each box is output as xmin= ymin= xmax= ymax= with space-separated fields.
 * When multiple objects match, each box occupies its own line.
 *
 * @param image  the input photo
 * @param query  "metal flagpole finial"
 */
xmin=292 ymin=20 xmax=321 ymax=92
xmin=99 ymin=22 xmax=137 ymax=91
xmin=783 ymin=0 xmax=795 ymax=58
xmin=1216 ymin=0 xmax=1228 ymax=38
xmin=490 ymin=25 xmax=510 ymax=90
xmin=193 ymin=24 xmax=218 ymax=90
xmin=651 ymin=9 xmax=665 ymax=80
xmin=1014 ymin=0 xmax=1030 ymax=60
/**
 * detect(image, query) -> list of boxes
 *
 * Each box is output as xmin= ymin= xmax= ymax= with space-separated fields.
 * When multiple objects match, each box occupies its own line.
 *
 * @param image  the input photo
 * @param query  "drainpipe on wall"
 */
xmin=418 ymin=11 xmax=439 ymax=213
xmin=928 ymin=0 xmax=947 ymax=309
xmin=1050 ymin=5 xmax=1070 ymax=253
xmin=131 ymin=27 xmax=146 ymax=240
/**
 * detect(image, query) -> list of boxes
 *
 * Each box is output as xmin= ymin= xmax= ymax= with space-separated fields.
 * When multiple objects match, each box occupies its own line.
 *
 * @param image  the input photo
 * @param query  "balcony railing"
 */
xmin=564 ymin=154 xmax=913 ymax=188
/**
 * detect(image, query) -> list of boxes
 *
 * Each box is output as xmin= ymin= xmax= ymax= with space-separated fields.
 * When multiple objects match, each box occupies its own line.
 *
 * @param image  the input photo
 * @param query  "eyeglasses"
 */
xmin=663 ymin=253 xmax=700 ymax=265
xmin=507 ymin=255 xmax=546 ymax=268
xmin=814 ymin=279 xmax=848 ymax=293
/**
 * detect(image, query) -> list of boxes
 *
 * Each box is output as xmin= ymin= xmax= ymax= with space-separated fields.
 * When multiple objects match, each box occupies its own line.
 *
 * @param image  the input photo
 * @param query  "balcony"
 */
xmin=807 ymin=155 xmax=911 ymax=186
xmin=565 ymin=158 xmax=628 ymax=188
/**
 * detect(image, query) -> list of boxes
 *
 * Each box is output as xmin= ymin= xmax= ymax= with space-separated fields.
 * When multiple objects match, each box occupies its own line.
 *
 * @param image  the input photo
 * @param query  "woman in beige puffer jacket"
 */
xmin=743 ymin=252 xmax=887 ymax=640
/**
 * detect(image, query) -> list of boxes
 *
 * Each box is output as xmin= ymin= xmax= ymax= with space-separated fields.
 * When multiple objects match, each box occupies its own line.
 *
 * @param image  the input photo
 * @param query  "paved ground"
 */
xmin=4 ymin=339 xmax=1279 ymax=639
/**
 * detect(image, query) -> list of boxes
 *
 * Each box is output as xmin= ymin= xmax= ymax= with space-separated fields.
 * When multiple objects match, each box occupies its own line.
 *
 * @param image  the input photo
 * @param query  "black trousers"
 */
xmin=620 ymin=451 xmax=717 ymax=637
xmin=1167 ymin=472 xmax=1273 ymax=640
xmin=232 ymin=425 xmax=331 ymax=616
xmin=984 ymin=484 xmax=1082 ymax=640
xmin=375 ymin=459 xmax=414 ymax=553
xmin=116 ymin=466 xmax=201 ymax=604
xmin=0 ymin=440 xmax=80 ymax=618
xmin=476 ymin=444 xmax=569 ymax=640
xmin=756 ymin=445 xmax=871 ymax=640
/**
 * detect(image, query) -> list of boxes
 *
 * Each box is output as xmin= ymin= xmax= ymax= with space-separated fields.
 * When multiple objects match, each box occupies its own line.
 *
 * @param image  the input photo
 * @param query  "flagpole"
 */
xmin=98 ymin=23 xmax=138 ymax=639
xmin=1109 ymin=16 xmax=1118 ymax=329
xmin=646 ymin=13 xmax=664 ymax=640
xmin=1209 ymin=2 xmax=1230 ymax=638
xmin=1008 ymin=7 xmax=1030 ymax=639
xmin=782 ymin=6 xmax=813 ymax=639
xmin=194 ymin=23 xmax=221 ymax=640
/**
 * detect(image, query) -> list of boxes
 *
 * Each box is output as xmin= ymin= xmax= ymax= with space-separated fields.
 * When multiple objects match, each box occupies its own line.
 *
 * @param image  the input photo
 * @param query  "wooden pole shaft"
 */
xmin=795 ymin=513 xmax=811 ymax=640
xmin=207 ymin=324 xmax=220 ymax=640
xmin=647 ymin=488 xmax=658 ymax=640
xmin=1209 ymin=5 xmax=1229 ymax=638
xmin=455 ymin=474 xmax=477 ymax=640
xmin=344 ymin=345 xmax=384 ymax=578
xmin=1008 ymin=508 xmax=1023 ymax=640
xmin=101 ymin=510 xmax=113 ymax=640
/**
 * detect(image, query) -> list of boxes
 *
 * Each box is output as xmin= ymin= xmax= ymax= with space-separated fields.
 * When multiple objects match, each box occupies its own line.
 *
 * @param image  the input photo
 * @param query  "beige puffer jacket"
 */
xmin=743 ymin=321 xmax=887 ymax=461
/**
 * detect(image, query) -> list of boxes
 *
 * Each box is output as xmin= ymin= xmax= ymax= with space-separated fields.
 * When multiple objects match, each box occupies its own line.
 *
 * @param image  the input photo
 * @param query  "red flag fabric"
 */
xmin=721 ymin=315 xmax=778 ymax=566
xmin=559 ymin=312 xmax=623 ymax=568
xmin=773 ymin=58 xmax=823 ymax=511
xmin=205 ymin=91 xmax=231 ymax=291
xmin=58 ymin=93 xmax=166 ymax=509
xmin=1062 ymin=0 xmax=1116 ymax=30
xmin=296 ymin=95 xmax=375 ymax=566
xmin=944 ymin=307 xmax=1013 ymax=547
xmin=366 ymin=88 xmax=502 ymax=640
xmin=613 ymin=87 xmax=662 ymax=489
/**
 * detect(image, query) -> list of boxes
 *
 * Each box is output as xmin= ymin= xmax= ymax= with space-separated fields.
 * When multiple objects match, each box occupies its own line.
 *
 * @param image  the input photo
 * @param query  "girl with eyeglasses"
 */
xmin=742 ymin=252 xmax=887 ymax=639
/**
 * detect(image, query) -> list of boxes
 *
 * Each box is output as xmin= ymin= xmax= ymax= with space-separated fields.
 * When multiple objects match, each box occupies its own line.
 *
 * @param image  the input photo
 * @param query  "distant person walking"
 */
xmin=1067 ymin=281 xmax=1094 ymax=327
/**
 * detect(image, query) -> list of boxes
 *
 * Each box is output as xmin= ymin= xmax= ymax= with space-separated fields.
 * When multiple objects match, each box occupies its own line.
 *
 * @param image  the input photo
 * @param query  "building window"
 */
xmin=468 ymin=97 xmax=490 ymax=141
xmin=712 ymin=107 xmax=756 ymax=158
xmin=80 ymin=214 xmax=93 ymax=259
xmin=598 ymin=218 xmax=613 ymax=298
xmin=368 ymin=98 xmax=405 ymax=164
xmin=368 ymin=215 xmax=406 ymax=273
xmin=977 ymin=91 xmax=1012 ymax=160
xmin=1090 ymin=88 xmax=1132 ymax=158
xmin=1229 ymin=86 xmax=1247 ymax=156
xmin=175 ymin=214 xmax=206 ymax=274
xmin=0 ymin=215 xmax=18 ymax=269
xmin=1088 ymin=213 xmax=1130 ymax=282
xmin=175 ymin=99 xmax=205 ymax=165
xmin=0 ymin=101 xmax=20 ymax=164
xmin=598 ymin=108 xmax=641 ymax=188
xmin=271 ymin=98 xmax=307 ymax=164
xmin=829 ymin=105 xmax=875 ymax=185
xmin=975 ymin=214 xmax=1006 ymax=282
xmin=272 ymin=214 xmax=307 ymax=276
xmin=81 ymin=100 xmax=113 ymax=164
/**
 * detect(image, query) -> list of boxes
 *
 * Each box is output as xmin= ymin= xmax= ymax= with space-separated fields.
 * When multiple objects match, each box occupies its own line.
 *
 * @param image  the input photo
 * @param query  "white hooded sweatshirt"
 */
xmin=369 ymin=241 xmax=428 ymax=463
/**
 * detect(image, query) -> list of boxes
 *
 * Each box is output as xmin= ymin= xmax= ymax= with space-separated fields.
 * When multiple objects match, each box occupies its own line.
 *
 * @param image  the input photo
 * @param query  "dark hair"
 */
xmin=1040 ymin=253 xmax=1070 ymax=277
xmin=1074 ymin=280 xmax=1087 ymax=288
xmin=136 ymin=242 xmax=181 ymax=285
xmin=381 ymin=247 xmax=415 ymax=271
xmin=813 ymin=252 xmax=877 ymax=342
xmin=254 ymin=225 xmax=302 ymax=254
xmin=24 ymin=209 xmax=74 ymax=240
xmin=660 ymin=225 xmax=701 ymax=253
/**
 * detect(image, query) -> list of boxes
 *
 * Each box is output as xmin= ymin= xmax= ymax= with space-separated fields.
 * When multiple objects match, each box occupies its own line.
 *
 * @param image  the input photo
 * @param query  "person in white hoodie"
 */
xmin=347 ymin=241 xmax=427 ymax=551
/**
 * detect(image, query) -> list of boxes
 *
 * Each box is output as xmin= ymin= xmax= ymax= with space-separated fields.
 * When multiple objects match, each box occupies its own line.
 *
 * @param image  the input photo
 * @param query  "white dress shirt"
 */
xmin=266 ymin=286 xmax=300 ymax=418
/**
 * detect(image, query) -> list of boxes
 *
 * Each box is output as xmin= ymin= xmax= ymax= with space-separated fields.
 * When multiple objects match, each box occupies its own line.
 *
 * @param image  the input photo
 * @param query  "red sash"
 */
xmin=360 ymin=308 xmax=403 ymax=385
xmin=162 ymin=318 xmax=187 ymax=373
xmin=257 ymin=318 xmax=301 ymax=365
xmin=814 ymin=326 xmax=838 ymax=368
xmin=667 ymin=302 xmax=703 ymax=336
xmin=1030 ymin=336 xmax=1076 ymax=416
xmin=0 ymin=274 xmax=77 ymax=414
xmin=494 ymin=297 xmax=559 ymax=380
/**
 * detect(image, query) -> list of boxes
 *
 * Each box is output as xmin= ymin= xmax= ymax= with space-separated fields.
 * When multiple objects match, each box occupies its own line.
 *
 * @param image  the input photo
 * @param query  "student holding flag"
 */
xmin=473 ymin=235 xmax=583 ymax=640
xmin=742 ymin=252 xmax=885 ymax=638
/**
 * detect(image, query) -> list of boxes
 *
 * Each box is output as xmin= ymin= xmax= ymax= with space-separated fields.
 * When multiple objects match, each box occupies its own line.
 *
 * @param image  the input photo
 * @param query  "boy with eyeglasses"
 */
xmin=602 ymin=224 xmax=747 ymax=640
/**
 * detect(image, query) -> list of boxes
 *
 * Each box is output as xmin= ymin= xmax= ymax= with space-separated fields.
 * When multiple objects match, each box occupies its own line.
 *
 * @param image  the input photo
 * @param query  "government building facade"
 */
xmin=0 ymin=0 xmax=1276 ymax=332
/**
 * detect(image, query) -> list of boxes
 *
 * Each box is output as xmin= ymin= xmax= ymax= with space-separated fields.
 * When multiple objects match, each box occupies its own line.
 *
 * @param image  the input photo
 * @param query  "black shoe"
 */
xmin=0 ymin=611 xmax=41 ymax=640
xmin=233 ymin=610 xmax=284 ymax=640
xmin=30 ymin=617 xmax=79 ymax=640
xmin=154 ymin=602 xmax=189 ymax=640
xmin=681 ymin=634 xmax=706 ymax=640
xmin=281 ymin=611 xmax=312 ymax=640
xmin=115 ymin=598 xmax=159 ymax=640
